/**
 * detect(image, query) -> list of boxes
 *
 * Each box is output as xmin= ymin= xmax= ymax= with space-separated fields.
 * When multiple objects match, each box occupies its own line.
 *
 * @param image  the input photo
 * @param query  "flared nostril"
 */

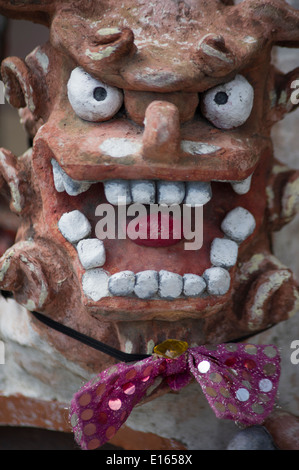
xmin=142 ymin=100 xmax=181 ymax=162
xmin=124 ymin=90 xmax=199 ymax=127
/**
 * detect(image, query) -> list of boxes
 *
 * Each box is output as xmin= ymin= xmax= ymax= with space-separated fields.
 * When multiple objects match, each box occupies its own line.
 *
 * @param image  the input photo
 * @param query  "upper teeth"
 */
xmin=230 ymin=175 xmax=252 ymax=195
xmin=131 ymin=180 xmax=156 ymax=204
xmin=51 ymin=159 xmax=253 ymax=201
xmin=51 ymin=159 xmax=93 ymax=196
xmin=104 ymin=179 xmax=213 ymax=207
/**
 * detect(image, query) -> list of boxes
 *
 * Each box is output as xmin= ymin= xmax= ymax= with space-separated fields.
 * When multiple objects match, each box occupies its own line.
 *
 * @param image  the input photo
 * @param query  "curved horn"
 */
xmin=50 ymin=11 xmax=136 ymax=86
xmin=0 ymin=0 xmax=56 ymax=26
xmin=194 ymin=33 xmax=236 ymax=78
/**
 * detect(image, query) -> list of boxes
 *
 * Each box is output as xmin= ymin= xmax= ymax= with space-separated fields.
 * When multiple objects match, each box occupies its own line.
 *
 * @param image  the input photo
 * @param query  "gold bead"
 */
xmin=153 ymin=339 xmax=189 ymax=359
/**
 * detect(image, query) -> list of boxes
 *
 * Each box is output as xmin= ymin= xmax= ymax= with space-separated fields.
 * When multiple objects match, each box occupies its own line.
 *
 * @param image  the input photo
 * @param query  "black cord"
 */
xmin=31 ymin=311 xmax=150 ymax=363
xmin=1 ymin=290 xmax=274 ymax=362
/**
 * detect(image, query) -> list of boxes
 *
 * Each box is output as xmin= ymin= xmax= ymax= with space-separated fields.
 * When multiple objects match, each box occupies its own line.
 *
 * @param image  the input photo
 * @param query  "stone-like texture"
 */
xmin=0 ymin=0 xmax=298 ymax=451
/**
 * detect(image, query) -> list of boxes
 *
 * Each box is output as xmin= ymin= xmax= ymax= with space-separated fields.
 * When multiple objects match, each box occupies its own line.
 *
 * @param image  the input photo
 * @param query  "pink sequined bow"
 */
xmin=69 ymin=341 xmax=280 ymax=450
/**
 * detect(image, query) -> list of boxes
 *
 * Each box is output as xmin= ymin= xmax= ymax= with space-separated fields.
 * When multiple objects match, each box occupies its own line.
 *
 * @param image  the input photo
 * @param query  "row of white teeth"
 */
xmin=57 ymin=206 xmax=256 ymax=302
xmin=51 ymin=159 xmax=253 ymax=203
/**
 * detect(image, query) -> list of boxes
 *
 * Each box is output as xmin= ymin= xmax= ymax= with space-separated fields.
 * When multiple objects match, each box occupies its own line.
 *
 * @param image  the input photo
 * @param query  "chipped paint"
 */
xmin=278 ymin=90 xmax=288 ymax=105
xmin=181 ymin=140 xmax=220 ymax=155
xmin=85 ymin=46 xmax=117 ymax=61
xmin=20 ymin=255 xmax=35 ymax=272
xmin=200 ymin=43 xmax=233 ymax=63
xmin=97 ymin=27 xmax=121 ymax=36
xmin=9 ymin=181 xmax=22 ymax=214
xmin=34 ymin=47 xmax=49 ymax=74
xmin=100 ymin=138 xmax=142 ymax=158
xmin=38 ymin=280 xmax=48 ymax=309
xmin=0 ymin=150 xmax=22 ymax=213
xmin=281 ymin=178 xmax=299 ymax=220
xmin=0 ymin=249 xmax=15 ymax=282
xmin=238 ymin=253 xmax=267 ymax=282
xmin=243 ymin=36 xmax=258 ymax=44
xmin=247 ymin=270 xmax=291 ymax=330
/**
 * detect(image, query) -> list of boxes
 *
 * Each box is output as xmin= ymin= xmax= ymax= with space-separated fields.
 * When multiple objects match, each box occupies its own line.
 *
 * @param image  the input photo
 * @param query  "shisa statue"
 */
xmin=0 ymin=0 xmax=298 ymax=450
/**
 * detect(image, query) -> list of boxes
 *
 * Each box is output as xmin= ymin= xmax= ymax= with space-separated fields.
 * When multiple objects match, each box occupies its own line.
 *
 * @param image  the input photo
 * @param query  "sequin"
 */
xmin=210 ymin=372 xmax=222 ymax=383
xmin=108 ymin=398 xmax=122 ymax=410
xmin=242 ymin=380 xmax=251 ymax=390
xmin=215 ymin=402 xmax=226 ymax=412
xmin=252 ymin=403 xmax=264 ymax=414
xmin=236 ymin=388 xmax=250 ymax=402
xmin=81 ymin=409 xmax=93 ymax=421
xmin=122 ymin=382 xmax=136 ymax=395
xmin=79 ymin=393 xmax=91 ymax=406
xmin=220 ymin=387 xmax=230 ymax=398
xmin=83 ymin=423 xmax=96 ymax=436
xmin=143 ymin=365 xmax=153 ymax=377
xmin=242 ymin=370 xmax=251 ymax=381
xmin=159 ymin=362 xmax=167 ymax=373
xmin=244 ymin=359 xmax=256 ymax=370
xmin=259 ymin=394 xmax=270 ymax=403
xmin=263 ymin=346 xmax=277 ymax=358
xmin=98 ymin=412 xmax=108 ymax=424
xmin=228 ymin=403 xmax=237 ymax=414
xmin=87 ymin=438 xmax=101 ymax=450
xmin=205 ymin=386 xmax=218 ymax=397
xmin=96 ymin=383 xmax=106 ymax=396
xmin=106 ymin=426 xmax=116 ymax=440
xmin=225 ymin=344 xmax=238 ymax=352
xmin=224 ymin=357 xmax=237 ymax=367
xmin=259 ymin=378 xmax=273 ymax=392
xmin=142 ymin=375 xmax=150 ymax=382
xmin=244 ymin=344 xmax=257 ymax=355
xmin=197 ymin=360 xmax=210 ymax=373
xmin=263 ymin=363 xmax=276 ymax=376
xmin=125 ymin=369 xmax=137 ymax=381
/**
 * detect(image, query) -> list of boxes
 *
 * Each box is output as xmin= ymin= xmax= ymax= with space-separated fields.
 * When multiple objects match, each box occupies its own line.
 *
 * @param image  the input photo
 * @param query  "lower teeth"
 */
xmin=81 ymin=267 xmax=231 ymax=302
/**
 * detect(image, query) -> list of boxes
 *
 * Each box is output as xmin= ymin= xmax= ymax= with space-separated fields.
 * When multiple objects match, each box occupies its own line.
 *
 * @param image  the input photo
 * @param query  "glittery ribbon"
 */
xmin=69 ymin=341 xmax=280 ymax=450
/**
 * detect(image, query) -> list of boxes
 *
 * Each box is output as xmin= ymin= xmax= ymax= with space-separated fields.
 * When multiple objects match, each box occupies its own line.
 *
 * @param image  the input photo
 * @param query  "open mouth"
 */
xmin=52 ymin=158 xmax=257 ymax=315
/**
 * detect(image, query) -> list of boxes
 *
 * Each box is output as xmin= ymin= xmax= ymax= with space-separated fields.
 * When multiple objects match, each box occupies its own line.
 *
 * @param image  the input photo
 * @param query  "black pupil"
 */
xmin=214 ymin=91 xmax=228 ymax=105
xmin=93 ymin=87 xmax=107 ymax=102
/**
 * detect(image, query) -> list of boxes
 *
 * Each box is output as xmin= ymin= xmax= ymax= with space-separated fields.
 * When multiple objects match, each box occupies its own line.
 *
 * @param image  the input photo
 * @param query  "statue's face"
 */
xmin=0 ymin=0 xmax=298 ymax=368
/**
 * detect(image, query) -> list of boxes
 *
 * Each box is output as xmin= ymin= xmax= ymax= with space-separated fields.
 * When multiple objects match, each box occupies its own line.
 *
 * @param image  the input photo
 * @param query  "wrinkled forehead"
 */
xmin=50 ymin=0 xmax=270 ymax=92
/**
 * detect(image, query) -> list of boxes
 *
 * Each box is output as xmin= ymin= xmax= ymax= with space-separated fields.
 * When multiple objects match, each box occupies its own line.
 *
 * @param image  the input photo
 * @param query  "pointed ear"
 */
xmin=269 ymin=67 xmax=299 ymax=123
xmin=1 ymin=57 xmax=42 ymax=117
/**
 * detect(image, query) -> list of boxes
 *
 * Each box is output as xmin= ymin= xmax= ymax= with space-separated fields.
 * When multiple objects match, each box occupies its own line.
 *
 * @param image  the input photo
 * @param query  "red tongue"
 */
xmin=126 ymin=213 xmax=183 ymax=247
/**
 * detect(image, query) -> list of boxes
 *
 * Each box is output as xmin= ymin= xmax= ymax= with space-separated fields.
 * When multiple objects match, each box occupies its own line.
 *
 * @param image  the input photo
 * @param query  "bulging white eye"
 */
xmin=67 ymin=67 xmax=123 ymax=122
xmin=201 ymin=75 xmax=254 ymax=130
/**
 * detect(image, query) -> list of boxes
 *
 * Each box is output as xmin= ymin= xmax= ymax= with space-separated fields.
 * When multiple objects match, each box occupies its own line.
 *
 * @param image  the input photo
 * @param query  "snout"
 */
xmin=124 ymin=91 xmax=199 ymax=163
